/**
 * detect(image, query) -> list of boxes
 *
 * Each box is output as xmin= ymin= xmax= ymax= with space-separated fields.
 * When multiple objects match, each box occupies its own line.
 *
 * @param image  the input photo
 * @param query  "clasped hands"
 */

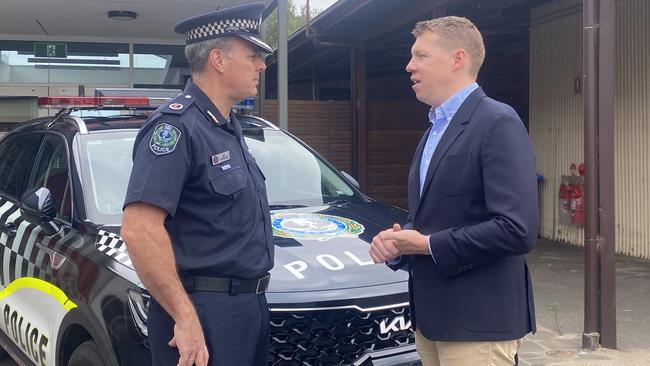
xmin=369 ymin=223 xmax=431 ymax=263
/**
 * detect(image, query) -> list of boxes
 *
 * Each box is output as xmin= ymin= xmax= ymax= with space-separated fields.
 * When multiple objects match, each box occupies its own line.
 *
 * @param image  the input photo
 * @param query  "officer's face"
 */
xmin=405 ymin=31 xmax=457 ymax=107
xmin=223 ymin=39 xmax=267 ymax=101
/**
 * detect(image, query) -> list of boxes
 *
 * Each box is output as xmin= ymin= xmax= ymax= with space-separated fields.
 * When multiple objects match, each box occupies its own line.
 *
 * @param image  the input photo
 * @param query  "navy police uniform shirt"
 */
xmin=124 ymin=80 xmax=274 ymax=279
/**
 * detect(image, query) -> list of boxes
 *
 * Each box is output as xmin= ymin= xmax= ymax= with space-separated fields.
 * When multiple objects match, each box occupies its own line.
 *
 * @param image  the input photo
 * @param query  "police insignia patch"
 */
xmin=150 ymin=123 xmax=181 ymax=155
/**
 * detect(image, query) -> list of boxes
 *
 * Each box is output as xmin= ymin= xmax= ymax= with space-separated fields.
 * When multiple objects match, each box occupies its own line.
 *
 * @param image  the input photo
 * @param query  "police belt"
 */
xmin=182 ymin=273 xmax=270 ymax=295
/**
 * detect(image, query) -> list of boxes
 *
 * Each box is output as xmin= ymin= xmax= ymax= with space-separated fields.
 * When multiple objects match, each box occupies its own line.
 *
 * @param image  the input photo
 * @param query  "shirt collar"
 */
xmin=183 ymin=79 xmax=230 ymax=126
xmin=428 ymin=82 xmax=479 ymax=126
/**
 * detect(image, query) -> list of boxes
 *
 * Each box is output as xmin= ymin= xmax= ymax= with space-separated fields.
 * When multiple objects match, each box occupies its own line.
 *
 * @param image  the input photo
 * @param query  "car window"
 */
xmin=76 ymin=131 xmax=135 ymax=225
xmin=76 ymin=128 xmax=363 ymax=225
xmin=0 ymin=134 xmax=43 ymax=199
xmin=28 ymin=135 xmax=72 ymax=221
xmin=243 ymin=129 xmax=361 ymax=207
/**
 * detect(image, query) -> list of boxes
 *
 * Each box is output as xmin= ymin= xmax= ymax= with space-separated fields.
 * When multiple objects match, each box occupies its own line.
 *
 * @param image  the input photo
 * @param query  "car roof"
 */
xmin=7 ymin=112 xmax=279 ymax=141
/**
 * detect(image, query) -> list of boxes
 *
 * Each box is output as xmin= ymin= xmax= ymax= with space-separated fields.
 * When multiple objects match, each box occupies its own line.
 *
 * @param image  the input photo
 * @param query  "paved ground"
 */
xmin=519 ymin=239 xmax=650 ymax=365
xmin=1 ymin=238 xmax=649 ymax=365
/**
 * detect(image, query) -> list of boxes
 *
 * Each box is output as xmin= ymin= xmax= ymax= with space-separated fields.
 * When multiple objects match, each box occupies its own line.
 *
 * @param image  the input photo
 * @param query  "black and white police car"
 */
xmin=0 ymin=91 xmax=419 ymax=366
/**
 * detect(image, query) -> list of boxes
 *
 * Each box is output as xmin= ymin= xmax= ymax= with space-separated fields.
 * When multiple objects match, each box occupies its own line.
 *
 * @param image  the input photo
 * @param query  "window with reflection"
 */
xmin=0 ymin=40 xmax=129 ymax=85
xmin=133 ymin=44 xmax=189 ymax=89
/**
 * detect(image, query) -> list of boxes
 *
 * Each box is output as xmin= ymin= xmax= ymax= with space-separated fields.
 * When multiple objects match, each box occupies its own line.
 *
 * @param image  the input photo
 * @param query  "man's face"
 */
xmin=405 ymin=31 xmax=456 ymax=107
xmin=222 ymin=38 xmax=267 ymax=101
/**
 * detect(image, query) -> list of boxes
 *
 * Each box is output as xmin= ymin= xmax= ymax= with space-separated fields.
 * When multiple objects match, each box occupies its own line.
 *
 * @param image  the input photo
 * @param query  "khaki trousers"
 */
xmin=415 ymin=328 xmax=522 ymax=366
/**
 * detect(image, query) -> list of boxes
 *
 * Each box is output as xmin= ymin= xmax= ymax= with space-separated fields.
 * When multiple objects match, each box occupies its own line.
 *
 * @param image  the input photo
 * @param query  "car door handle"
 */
xmin=1 ymin=222 xmax=17 ymax=238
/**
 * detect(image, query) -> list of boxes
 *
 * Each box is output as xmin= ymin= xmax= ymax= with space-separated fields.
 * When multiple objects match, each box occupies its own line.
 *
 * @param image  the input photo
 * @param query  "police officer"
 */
xmin=121 ymin=3 xmax=274 ymax=366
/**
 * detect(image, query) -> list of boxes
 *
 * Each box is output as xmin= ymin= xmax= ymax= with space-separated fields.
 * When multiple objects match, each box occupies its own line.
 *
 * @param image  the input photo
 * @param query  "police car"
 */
xmin=0 ymin=91 xmax=419 ymax=366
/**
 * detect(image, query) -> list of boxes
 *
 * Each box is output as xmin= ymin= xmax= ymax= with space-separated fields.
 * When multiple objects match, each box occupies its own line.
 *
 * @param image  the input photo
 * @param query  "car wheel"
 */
xmin=68 ymin=340 xmax=109 ymax=366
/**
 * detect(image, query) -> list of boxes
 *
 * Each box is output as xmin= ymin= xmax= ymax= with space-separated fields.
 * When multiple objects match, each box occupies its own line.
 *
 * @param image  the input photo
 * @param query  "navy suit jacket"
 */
xmin=390 ymin=87 xmax=538 ymax=341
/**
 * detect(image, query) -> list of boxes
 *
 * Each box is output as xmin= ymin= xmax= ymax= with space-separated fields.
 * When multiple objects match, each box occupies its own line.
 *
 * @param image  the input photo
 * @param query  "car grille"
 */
xmin=269 ymin=305 xmax=415 ymax=366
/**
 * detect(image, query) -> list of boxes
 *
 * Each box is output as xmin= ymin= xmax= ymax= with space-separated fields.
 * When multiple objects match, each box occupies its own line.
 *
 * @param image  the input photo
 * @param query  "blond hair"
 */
xmin=412 ymin=16 xmax=485 ymax=77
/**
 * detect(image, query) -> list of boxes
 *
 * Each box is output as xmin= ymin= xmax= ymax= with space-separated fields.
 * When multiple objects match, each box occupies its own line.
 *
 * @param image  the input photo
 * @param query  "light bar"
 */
xmin=38 ymin=96 xmax=169 ymax=109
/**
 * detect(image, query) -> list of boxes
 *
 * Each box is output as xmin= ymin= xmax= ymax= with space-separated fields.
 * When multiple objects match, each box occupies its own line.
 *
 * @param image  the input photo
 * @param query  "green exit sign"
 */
xmin=34 ymin=42 xmax=67 ymax=58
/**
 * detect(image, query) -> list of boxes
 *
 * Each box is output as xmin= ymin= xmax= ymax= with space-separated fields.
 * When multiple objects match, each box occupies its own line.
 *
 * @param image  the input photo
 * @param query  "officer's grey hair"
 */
xmin=184 ymin=36 xmax=235 ymax=73
xmin=412 ymin=16 xmax=485 ymax=78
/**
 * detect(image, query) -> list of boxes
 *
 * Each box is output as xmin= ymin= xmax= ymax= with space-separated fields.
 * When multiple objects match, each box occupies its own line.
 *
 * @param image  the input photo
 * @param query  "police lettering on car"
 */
xmin=121 ymin=3 xmax=274 ymax=366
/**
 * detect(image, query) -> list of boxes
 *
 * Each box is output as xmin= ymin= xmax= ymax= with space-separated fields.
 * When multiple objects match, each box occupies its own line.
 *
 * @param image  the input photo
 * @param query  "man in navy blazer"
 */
xmin=370 ymin=16 xmax=538 ymax=366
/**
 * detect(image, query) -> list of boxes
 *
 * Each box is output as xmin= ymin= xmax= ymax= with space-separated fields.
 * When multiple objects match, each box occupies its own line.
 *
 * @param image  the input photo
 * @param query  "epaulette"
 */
xmin=159 ymin=93 xmax=196 ymax=115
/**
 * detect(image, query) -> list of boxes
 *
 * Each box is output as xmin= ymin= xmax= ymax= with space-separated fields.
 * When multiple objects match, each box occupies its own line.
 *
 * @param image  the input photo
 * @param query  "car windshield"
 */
xmin=76 ymin=126 xmax=363 ymax=226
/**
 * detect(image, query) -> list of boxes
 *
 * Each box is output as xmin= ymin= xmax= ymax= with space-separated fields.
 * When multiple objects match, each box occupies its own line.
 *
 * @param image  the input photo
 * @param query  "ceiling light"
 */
xmin=108 ymin=10 xmax=137 ymax=21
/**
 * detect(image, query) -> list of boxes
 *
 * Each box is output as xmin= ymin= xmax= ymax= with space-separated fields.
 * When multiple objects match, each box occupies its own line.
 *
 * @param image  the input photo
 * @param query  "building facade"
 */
xmin=530 ymin=0 xmax=650 ymax=259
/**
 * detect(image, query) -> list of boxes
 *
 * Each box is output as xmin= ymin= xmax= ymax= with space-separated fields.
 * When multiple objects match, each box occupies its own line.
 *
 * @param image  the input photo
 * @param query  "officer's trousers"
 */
xmin=148 ymin=291 xmax=270 ymax=366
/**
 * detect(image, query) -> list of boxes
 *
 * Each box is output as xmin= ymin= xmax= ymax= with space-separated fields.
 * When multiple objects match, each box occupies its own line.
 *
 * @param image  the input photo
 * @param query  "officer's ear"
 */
xmin=208 ymin=48 xmax=228 ymax=74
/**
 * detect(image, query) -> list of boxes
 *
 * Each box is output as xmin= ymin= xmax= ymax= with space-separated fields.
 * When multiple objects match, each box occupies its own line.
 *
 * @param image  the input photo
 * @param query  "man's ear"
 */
xmin=208 ymin=48 xmax=227 ymax=74
xmin=451 ymin=49 xmax=467 ymax=72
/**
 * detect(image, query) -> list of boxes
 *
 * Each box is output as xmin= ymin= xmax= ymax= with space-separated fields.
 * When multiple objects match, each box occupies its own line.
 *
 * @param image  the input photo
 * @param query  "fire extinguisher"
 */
xmin=571 ymin=163 xmax=585 ymax=226
xmin=558 ymin=175 xmax=572 ymax=224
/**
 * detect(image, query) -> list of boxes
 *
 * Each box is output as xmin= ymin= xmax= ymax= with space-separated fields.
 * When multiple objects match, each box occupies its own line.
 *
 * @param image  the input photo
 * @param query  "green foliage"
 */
xmin=263 ymin=1 xmax=320 ymax=49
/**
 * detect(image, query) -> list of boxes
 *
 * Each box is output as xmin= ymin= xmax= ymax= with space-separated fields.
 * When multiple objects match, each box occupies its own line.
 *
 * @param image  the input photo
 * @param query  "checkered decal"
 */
xmin=186 ymin=18 xmax=259 ymax=42
xmin=0 ymin=197 xmax=55 ymax=286
xmin=95 ymin=230 xmax=133 ymax=268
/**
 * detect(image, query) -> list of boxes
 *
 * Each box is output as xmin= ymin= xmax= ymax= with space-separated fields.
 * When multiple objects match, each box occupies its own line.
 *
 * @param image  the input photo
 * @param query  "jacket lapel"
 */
xmin=408 ymin=126 xmax=431 ymax=214
xmin=415 ymin=88 xmax=486 ymax=215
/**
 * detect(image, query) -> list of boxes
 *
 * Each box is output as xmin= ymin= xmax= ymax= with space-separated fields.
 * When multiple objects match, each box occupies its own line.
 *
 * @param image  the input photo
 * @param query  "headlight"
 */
xmin=127 ymin=289 xmax=150 ymax=336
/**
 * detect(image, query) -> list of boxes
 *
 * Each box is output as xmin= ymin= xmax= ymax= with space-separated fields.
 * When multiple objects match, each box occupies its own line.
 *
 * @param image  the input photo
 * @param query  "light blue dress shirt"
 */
xmin=419 ymin=82 xmax=479 ymax=194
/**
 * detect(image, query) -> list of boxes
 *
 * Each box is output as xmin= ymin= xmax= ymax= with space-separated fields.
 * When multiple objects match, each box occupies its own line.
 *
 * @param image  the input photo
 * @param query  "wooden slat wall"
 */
xmin=263 ymin=100 xmax=352 ymax=173
xmin=367 ymin=100 xmax=429 ymax=209
xmin=263 ymin=99 xmax=428 ymax=210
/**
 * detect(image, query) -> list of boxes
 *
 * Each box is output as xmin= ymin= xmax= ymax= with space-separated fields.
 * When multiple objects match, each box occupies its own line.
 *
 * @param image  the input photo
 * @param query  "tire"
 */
xmin=68 ymin=340 xmax=109 ymax=366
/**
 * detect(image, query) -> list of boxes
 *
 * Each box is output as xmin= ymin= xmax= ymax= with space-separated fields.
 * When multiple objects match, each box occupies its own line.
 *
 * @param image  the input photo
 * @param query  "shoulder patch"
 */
xmin=150 ymin=123 xmax=182 ymax=155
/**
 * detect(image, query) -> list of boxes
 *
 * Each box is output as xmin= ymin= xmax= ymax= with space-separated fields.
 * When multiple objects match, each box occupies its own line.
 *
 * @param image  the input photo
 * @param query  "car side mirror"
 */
xmin=340 ymin=171 xmax=360 ymax=190
xmin=20 ymin=187 xmax=59 ymax=235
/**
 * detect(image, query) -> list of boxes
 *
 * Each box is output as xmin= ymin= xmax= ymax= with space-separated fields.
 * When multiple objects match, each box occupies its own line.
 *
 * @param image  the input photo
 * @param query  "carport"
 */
xmin=264 ymin=0 xmax=540 ymax=205
xmin=261 ymin=0 xmax=618 ymax=352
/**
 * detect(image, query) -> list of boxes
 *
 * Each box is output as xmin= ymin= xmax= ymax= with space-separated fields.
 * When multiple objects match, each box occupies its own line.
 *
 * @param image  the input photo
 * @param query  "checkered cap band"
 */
xmin=186 ymin=18 xmax=260 ymax=42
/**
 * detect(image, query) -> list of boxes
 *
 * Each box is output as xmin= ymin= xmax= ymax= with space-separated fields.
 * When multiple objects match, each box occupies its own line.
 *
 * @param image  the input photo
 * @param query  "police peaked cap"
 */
xmin=175 ymin=2 xmax=273 ymax=54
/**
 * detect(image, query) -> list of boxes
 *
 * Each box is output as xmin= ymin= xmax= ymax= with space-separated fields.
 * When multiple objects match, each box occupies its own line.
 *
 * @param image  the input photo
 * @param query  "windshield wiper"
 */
xmin=325 ymin=199 xmax=349 ymax=206
xmin=269 ymin=204 xmax=307 ymax=210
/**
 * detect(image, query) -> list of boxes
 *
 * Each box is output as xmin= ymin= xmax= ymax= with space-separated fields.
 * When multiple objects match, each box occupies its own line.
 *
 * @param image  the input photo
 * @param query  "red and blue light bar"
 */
xmin=38 ymin=96 xmax=170 ymax=109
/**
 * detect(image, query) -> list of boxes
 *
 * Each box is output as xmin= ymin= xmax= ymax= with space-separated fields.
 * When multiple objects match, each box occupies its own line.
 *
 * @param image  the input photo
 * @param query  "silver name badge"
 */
xmin=212 ymin=151 xmax=231 ymax=165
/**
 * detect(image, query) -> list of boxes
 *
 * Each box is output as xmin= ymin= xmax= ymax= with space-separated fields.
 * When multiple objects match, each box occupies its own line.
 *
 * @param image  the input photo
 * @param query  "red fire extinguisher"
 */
xmin=570 ymin=163 xmax=585 ymax=226
xmin=558 ymin=175 xmax=571 ymax=224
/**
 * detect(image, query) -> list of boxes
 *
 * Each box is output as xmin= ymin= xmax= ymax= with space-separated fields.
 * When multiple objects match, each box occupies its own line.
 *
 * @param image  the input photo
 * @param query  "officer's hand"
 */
xmin=369 ymin=224 xmax=401 ymax=263
xmin=168 ymin=311 xmax=209 ymax=366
